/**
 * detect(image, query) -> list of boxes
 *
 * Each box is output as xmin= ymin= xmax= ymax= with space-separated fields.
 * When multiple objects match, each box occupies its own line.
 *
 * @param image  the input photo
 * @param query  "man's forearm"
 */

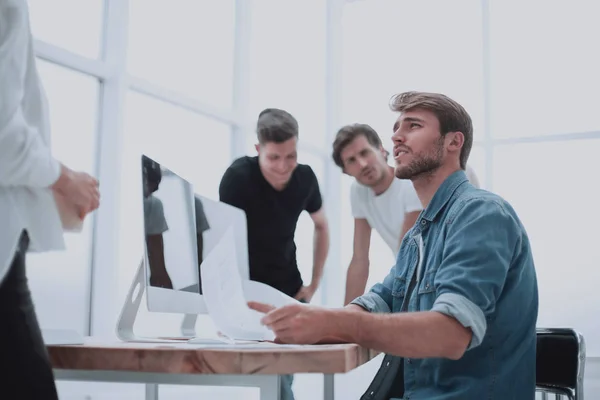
xmin=330 ymin=309 xmax=471 ymax=360
xmin=344 ymin=261 xmax=369 ymax=305
xmin=316 ymin=304 xmax=367 ymax=344
xmin=310 ymin=225 xmax=329 ymax=288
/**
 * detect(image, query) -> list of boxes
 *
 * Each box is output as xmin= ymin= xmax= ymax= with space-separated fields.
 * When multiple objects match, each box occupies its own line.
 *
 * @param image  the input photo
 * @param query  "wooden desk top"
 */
xmin=48 ymin=337 xmax=379 ymax=375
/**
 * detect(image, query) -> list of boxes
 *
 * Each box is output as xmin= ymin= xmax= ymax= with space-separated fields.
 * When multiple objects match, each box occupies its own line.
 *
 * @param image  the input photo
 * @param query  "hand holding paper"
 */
xmin=248 ymin=301 xmax=338 ymax=345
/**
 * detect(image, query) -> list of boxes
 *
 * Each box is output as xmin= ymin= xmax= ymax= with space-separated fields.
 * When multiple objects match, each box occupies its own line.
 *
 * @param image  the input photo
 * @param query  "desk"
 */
xmin=48 ymin=337 xmax=378 ymax=400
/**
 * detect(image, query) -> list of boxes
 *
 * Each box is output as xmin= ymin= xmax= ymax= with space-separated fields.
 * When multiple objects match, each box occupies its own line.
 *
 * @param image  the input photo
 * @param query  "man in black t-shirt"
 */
xmin=219 ymin=108 xmax=330 ymax=301
xmin=219 ymin=108 xmax=330 ymax=399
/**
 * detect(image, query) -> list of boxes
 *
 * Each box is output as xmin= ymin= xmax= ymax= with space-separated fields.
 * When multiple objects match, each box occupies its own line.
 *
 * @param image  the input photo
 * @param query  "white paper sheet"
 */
xmin=241 ymin=279 xmax=300 ymax=309
xmin=200 ymin=227 xmax=275 ymax=341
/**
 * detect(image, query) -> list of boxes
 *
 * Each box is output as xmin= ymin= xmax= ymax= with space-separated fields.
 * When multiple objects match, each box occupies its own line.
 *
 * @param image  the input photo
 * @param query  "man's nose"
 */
xmin=277 ymin=161 xmax=288 ymax=173
xmin=358 ymin=158 xmax=368 ymax=168
xmin=392 ymin=131 xmax=405 ymax=144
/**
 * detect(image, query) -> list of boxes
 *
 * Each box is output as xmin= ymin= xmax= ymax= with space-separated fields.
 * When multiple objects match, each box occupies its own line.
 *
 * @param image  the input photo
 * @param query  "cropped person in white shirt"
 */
xmin=332 ymin=123 xmax=480 ymax=305
xmin=0 ymin=1 xmax=100 ymax=398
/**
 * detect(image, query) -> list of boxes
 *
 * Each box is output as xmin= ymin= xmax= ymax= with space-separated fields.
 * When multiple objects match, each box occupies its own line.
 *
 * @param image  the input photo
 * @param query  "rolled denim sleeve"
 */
xmin=431 ymin=198 xmax=519 ymax=350
xmin=350 ymin=265 xmax=396 ymax=313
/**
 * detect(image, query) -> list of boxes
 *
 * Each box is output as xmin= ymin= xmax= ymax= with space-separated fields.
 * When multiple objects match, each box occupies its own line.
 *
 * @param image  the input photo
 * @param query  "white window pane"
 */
xmin=248 ymin=0 xmax=327 ymax=149
xmin=117 ymin=92 xmax=232 ymax=333
xmin=341 ymin=0 xmax=485 ymax=145
xmin=467 ymin=144 xmax=486 ymax=189
xmin=27 ymin=0 xmax=103 ymax=58
xmin=27 ymin=61 xmax=100 ymax=334
xmin=493 ymin=139 xmax=600 ymax=355
xmin=340 ymin=175 xmax=354 ymax=276
xmin=127 ymin=0 xmax=236 ymax=108
xmin=294 ymin=152 xmax=325 ymax=305
xmin=490 ymin=0 xmax=600 ymax=138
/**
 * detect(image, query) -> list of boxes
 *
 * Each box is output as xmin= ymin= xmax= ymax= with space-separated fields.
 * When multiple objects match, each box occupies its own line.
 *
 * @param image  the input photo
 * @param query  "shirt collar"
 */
xmin=421 ymin=169 xmax=470 ymax=222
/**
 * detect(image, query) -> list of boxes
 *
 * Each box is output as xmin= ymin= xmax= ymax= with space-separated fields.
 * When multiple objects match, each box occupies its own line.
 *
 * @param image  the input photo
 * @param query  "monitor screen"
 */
xmin=142 ymin=155 xmax=199 ymax=292
xmin=140 ymin=154 xmax=249 ymax=314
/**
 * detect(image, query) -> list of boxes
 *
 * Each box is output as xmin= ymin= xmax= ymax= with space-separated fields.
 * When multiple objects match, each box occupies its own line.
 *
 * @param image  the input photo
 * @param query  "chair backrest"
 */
xmin=536 ymin=328 xmax=585 ymax=395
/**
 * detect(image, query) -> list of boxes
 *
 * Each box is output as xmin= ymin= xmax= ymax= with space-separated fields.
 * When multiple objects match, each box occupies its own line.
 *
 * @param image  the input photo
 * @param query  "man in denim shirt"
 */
xmin=249 ymin=91 xmax=538 ymax=399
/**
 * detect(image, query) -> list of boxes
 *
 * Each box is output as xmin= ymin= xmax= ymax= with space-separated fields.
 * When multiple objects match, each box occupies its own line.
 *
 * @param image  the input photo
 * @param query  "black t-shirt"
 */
xmin=219 ymin=156 xmax=323 ymax=297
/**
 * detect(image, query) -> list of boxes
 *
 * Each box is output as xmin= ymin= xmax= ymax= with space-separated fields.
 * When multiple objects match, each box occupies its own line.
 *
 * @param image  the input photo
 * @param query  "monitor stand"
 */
xmin=116 ymin=258 xmax=219 ymax=343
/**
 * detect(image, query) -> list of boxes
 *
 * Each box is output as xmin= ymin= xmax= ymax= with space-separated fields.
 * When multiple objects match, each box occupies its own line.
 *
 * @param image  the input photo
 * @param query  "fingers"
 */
xmin=79 ymin=192 xmax=100 ymax=219
xmin=91 ymin=190 xmax=100 ymax=211
xmin=294 ymin=287 xmax=307 ymax=300
xmin=261 ymin=304 xmax=302 ymax=326
xmin=247 ymin=301 xmax=275 ymax=314
xmin=266 ymin=317 xmax=295 ymax=335
xmin=83 ymin=174 xmax=101 ymax=215
xmin=271 ymin=327 xmax=295 ymax=343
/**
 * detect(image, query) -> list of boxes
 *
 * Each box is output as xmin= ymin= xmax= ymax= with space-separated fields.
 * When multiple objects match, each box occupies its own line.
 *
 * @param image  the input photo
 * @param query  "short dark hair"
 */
xmin=142 ymin=155 xmax=162 ymax=192
xmin=332 ymin=123 xmax=384 ymax=168
xmin=389 ymin=91 xmax=473 ymax=169
xmin=256 ymin=108 xmax=299 ymax=144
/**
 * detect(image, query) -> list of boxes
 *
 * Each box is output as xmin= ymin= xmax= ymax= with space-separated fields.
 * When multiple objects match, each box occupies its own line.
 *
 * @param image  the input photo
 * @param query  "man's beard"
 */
xmin=395 ymin=138 xmax=444 ymax=180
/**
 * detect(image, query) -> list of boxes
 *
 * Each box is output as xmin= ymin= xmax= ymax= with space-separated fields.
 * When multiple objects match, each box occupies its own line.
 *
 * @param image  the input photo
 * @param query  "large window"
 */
xmin=493 ymin=139 xmax=600 ymax=351
xmin=247 ymin=0 xmax=330 ymax=308
xmin=27 ymin=0 xmax=104 ymax=58
xmin=27 ymin=1 xmax=600 ymax=398
xmin=117 ymin=92 xmax=232 ymax=306
xmin=489 ymin=0 xmax=600 ymax=138
xmin=338 ymin=0 xmax=486 ymax=291
xmin=248 ymin=0 xmax=327 ymax=150
xmin=341 ymin=0 xmax=485 ymax=146
xmin=127 ymin=0 xmax=236 ymax=108
xmin=26 ymin=60 xmax=100 ymax=333
xmin=487 ymin=0 xmax=600 ymax=357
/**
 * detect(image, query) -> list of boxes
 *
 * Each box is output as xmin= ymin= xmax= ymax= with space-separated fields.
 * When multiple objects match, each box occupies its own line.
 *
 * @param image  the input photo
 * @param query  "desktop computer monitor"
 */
xmin=140 ymin=154 xmax=249 ymax=315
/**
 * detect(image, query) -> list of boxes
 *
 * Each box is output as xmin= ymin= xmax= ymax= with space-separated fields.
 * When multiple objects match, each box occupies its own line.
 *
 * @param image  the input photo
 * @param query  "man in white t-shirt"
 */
xmin=332 ymin=124 xmax=422 ymax=304
xmin=332 ymin=123 xmax=481 ymax=305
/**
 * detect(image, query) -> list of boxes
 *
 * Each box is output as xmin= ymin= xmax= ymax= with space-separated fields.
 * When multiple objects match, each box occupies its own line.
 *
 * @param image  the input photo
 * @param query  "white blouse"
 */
xmin=0 ymin=0 xmax=65 ymax=284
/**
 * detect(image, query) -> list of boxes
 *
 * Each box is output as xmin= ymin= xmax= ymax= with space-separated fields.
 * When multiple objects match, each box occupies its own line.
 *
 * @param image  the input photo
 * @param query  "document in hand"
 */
xmin=201 ymin=227 xmax=295 ymax=341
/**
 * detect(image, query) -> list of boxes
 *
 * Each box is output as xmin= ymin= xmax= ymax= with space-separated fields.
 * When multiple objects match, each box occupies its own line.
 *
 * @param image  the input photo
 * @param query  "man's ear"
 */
xmin=447 ymin=132 xmax=464 ymax=152
xmin=255 ymin=143 xmax=260 ymax=154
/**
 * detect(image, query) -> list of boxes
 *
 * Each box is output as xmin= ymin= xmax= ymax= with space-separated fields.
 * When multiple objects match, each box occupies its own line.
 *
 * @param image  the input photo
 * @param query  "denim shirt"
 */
xmin=352 ymin=170 xmax=538 ymax=400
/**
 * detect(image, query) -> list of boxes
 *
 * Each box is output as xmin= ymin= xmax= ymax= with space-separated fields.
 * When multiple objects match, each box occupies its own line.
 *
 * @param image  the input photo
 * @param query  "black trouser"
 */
xmin=0 ymin=232 xmax=59 ymax=400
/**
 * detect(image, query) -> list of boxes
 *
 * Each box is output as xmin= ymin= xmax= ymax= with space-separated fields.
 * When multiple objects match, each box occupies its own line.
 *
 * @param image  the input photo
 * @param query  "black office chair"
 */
xmin=536 ymin=328 xmax=585 ymax=400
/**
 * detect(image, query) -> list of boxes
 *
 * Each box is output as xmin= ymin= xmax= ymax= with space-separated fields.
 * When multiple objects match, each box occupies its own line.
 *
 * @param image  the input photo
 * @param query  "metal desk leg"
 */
xmin=258 ymin=375 xmax=281 ymax=400
xmin=146 ymin=383 xmax=158 ymax=400
xmin=324 ymin=374 xmax=334 ymax=400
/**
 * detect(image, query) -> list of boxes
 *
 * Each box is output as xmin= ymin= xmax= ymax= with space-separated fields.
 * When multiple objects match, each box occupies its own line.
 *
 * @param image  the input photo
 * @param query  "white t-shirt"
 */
xmin=465 ymin=165 xmax=480 ymax=188
xmin=350 ymin=178 xmax=423 ymax=255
